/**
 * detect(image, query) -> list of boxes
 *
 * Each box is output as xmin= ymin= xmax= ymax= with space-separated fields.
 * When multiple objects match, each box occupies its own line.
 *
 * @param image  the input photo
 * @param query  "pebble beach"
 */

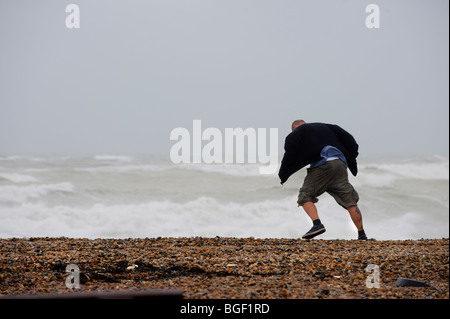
xmin=0 ymin=237 xmax=448 ymax=299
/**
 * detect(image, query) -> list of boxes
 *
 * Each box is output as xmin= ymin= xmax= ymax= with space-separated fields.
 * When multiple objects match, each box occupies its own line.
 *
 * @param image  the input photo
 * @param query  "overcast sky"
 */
xmin=0 ymin=0 xmax=448 ymax=158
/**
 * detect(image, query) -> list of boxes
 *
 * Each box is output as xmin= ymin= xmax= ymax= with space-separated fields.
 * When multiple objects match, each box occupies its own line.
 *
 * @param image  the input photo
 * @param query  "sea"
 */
xmin=0 ymin=155 xmax=448 ymax=240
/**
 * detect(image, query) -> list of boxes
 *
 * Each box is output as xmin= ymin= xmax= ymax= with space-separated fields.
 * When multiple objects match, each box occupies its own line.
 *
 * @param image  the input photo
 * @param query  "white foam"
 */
xmin=0 ymin=182 xmax=74 ymax=204
xmin=360 ymin=157 xmax=449 ymax=181
xmin=174 ymin=162 xmax=267 ymax=177
xmin=74 ymin=161 xmax=272 ymax=177
xmin=0 ymin=155 xmax=448 ymax=240
xmin=0 ymin=197 xmax=301 ymax=238
xmin=0 ymin=173 xmax=39 ymax=183
xmin=0 ymin=156 xmax=22 ymax=161
xmin=75 ymin=164 xmax=169 ymax=173
xmin=350 ymin=171 xmax=397 ymax=188
xmin=1 ymin=194 xmax=447 ymax=240
xmin=93 ymin=155 xmax=133 ymax=162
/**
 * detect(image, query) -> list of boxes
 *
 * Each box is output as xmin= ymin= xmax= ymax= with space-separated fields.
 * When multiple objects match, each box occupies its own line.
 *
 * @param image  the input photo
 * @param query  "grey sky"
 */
xmin=0 ymin=0 xmax=448 ymax=158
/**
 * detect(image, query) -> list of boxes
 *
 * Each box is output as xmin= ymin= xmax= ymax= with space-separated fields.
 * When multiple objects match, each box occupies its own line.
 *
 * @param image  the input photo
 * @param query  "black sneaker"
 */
xmin=358 ymin=233 xmax=368 ymax=240
xmin=358 ymin=229 xmax=368 ymax=240
xmin=302 ymin=224 xmax=326 ymax=239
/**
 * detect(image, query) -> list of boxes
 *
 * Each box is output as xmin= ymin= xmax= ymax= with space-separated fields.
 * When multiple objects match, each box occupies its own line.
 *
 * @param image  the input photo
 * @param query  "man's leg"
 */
xmin=302 ymin=201 xmax=319 ymax=221
xmin=297 ymin=165 xmax=329 ymax=239
xmin=347 ymin=205 xmax=363 ymax=230
xmin=301 ymin=201 xmax=326 ymax=239
xmin=326 ymin=160 xmax=367 ymax=239
xmin=347 ymin=205 xmax=367 ymax=239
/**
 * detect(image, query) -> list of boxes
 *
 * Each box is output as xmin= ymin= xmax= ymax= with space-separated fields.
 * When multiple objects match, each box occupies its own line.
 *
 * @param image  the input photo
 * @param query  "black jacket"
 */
xmin=278 ymin=122 xmax=359 ymax=184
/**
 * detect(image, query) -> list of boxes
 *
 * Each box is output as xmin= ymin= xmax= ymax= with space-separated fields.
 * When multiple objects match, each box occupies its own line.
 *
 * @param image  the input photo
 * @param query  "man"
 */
xmin=279 ymin=120 xmax=367 ymax=240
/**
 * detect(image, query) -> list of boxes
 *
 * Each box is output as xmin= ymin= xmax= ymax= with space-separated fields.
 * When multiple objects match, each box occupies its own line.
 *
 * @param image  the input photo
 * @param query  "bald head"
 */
xmin=291 ymin=119 xmax=306 ymax=131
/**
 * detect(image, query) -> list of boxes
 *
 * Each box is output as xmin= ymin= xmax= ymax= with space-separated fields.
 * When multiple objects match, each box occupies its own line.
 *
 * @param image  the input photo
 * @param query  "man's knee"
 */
xmin=297 ymin=187 xmax=319 ymax=206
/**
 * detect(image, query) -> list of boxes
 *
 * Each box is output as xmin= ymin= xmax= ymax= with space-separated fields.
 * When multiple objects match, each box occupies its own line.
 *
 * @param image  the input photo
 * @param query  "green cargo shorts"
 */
xmin=297 ymin=159 xmax=359 ymax=209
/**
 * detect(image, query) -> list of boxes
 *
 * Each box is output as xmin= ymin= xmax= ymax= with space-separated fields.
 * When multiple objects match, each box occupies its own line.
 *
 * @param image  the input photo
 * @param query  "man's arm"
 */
xmin=328 ymin=124 xmax=359 ymax=176
xmin=329 ymin=124 xmax=359 ymax=158
xmin=278 ymin=133 xmax=301 ymax=185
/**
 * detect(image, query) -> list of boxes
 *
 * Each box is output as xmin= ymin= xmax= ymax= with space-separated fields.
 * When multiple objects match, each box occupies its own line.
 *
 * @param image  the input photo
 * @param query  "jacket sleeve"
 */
xmin=329 ymin=124 xmax=359 ymax=176
xmin=278 ymin=133 xmax=301 ymax=185
xmin=329 ymin=125 xmax=359 ymax=158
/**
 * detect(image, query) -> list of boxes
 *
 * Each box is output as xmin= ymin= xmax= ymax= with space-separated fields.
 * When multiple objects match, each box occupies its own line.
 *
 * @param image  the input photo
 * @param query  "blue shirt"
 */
xmin=310 ymin=145 xmax=348 ymax=168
